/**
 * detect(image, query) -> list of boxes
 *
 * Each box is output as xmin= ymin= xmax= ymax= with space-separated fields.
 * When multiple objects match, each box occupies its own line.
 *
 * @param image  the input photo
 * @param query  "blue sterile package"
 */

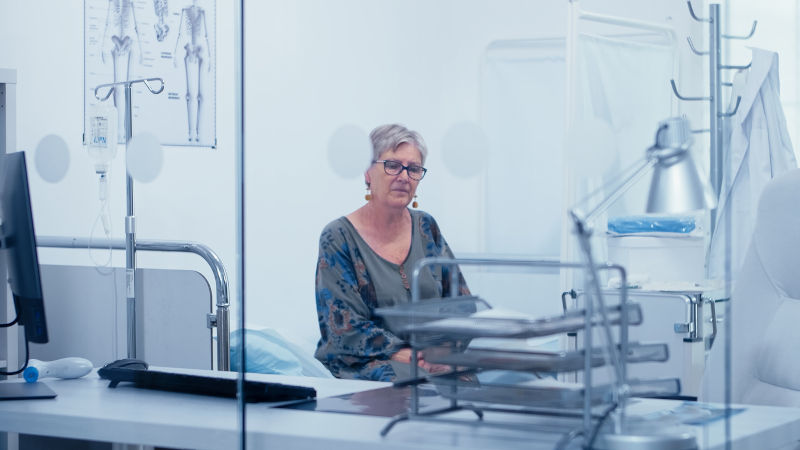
xmin=607 ymin=215 xmax=696 ymax=234
xmin=229 ymin=328 xmax=333 ymax=378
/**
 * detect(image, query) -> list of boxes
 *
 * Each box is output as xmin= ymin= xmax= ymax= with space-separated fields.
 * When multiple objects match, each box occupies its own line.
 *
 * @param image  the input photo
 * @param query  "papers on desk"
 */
xmin=638 ymin=401 xmax=746 ymax=426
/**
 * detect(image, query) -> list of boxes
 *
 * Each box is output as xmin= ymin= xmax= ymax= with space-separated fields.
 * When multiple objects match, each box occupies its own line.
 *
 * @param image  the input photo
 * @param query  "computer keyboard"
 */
xmin=98 ymin=366 xmax=316 ymax=403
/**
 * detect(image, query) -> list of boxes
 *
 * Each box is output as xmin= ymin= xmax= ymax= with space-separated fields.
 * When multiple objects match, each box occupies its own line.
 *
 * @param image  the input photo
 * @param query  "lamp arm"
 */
xmin=570 ymin=192 xmax=633 ymax=429
xmin=571 ymin=154 xmax=657 ymax=226
xmin=573 ymin=226 xmax=627 ymax=387
xmin=566 ymin=151 xmax=658 ymax=423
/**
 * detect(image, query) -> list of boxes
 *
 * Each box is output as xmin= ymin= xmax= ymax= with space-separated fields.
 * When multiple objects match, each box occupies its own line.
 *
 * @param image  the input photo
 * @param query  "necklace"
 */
xmin=398 ymin=263 xmax=410 ymax=291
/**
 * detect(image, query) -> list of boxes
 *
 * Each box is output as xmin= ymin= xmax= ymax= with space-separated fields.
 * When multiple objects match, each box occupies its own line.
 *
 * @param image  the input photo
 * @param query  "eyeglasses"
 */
xmin=373 ymin=160 xmax=427 ymax=180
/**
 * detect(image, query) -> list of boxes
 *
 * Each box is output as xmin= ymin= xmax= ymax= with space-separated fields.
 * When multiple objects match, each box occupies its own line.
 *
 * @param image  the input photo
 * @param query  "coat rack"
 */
xmin=669 ymin=1 xmax=757 ymax=234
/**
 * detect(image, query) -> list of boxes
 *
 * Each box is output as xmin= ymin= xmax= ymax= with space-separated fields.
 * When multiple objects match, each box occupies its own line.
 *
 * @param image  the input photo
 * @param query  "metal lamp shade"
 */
xmin=646 ymin=150 xmax=711 ymax=214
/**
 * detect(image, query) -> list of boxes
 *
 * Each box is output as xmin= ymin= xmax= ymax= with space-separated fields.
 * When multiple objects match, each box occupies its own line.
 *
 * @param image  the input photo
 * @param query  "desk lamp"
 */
xmin=568 ymin=117 xmax=714 ymax=449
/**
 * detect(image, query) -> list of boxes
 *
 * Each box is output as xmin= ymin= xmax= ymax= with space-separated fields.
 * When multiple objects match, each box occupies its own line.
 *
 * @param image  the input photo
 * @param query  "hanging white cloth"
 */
xmin=575 ymin=33 xmax=675 ymax=216
xmin=707 ymin=48 xmax=797 ymax=282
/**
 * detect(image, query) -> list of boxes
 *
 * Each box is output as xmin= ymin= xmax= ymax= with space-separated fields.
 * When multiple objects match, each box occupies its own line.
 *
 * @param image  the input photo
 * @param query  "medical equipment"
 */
xmin=607 ymin=216 xmax=696 ymax=235
xmin=94 ymin=77 xmax=164 ymax=358
xmin=35 ymin=236 xmax=231 ymax=371
xmin=23 ymin=357 xmax=93 ymax=382
xmin=86 ymin=103 xmax=118 ymax=175
xmin=85 ymin=103 xmax=120 ymax=244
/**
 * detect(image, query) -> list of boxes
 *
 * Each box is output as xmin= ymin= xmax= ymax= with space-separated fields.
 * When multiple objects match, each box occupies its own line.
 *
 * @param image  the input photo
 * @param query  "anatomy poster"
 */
xmin=84 ymin=0 xmax=217 ymax=147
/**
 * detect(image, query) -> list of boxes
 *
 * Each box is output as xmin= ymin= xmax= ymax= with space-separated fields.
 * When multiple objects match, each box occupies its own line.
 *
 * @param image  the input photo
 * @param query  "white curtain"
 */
xmin=477 ymin=39 xmax=565 ymax=318
xmin=573 ymin=33 xmax=676 ymax=219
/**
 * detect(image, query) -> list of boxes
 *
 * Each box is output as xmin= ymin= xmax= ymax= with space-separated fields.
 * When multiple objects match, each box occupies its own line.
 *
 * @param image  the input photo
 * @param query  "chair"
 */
xmin=701 ymin=168 xmax=800 ymax=405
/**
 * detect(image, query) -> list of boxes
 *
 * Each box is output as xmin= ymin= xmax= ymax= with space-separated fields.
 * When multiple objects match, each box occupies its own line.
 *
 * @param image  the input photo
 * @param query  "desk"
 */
xmin=1 ymin=369 xmax=800 ymax=449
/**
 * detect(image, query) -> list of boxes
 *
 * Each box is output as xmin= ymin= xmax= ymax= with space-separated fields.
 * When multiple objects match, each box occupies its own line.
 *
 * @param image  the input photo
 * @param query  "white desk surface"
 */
xmin=1 ymin=368 xmax=800 ymax=450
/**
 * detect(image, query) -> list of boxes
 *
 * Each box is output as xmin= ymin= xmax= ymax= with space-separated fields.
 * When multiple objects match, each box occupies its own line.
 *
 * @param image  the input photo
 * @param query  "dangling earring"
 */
xmin=412 ymin=195 xmax=418 ymax=208
xmin=364 ymin=186 xmax=372 ymax=201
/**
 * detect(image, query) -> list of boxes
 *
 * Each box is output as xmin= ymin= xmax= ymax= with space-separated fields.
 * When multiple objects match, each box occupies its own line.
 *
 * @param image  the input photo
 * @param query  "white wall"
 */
xmin=1 ymin=0 xmax=709 ymax=360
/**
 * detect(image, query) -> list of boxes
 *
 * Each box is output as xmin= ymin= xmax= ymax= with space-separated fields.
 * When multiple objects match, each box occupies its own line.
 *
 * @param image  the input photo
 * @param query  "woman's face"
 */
xmin=365 ymin=143 xmax=423 ymax=210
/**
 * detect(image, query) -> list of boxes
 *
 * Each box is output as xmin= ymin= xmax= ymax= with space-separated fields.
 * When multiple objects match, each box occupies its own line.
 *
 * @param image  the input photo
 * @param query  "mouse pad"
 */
xmin=0 ymin=382 xmax=57 ymax=400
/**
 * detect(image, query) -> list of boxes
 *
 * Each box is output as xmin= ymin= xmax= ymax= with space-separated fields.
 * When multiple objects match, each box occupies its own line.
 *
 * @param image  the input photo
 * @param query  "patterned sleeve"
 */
xmin=313 ymin=223 xmax=406 ymax=381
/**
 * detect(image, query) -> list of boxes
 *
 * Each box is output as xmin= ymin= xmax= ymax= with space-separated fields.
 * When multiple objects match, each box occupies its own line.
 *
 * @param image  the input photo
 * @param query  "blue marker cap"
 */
xmin=23 ymin=366 xmax=39 ymax=383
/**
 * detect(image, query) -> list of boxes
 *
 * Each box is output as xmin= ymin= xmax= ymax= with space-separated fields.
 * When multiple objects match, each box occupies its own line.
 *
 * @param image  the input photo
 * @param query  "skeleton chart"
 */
xmin=84 ymin=0 xmax=217 ymax=147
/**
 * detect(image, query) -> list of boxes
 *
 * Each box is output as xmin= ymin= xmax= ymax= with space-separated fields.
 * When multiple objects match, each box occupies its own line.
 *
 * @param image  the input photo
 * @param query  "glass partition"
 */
xmin=4 ymin=0 xmax=799 ymax=448
xmin=237 ymin=1 xmax=743 ymax=448
xmin=1 ymin=0 xmax=238 ymax=447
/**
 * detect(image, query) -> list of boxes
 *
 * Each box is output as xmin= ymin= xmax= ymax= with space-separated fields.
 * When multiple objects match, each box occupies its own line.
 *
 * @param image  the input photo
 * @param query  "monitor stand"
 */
xmin=0 ymin=381 xmax=57 ymax=400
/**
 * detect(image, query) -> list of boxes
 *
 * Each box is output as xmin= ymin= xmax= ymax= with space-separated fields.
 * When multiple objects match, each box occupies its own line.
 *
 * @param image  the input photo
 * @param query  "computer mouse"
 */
xmin=102 ymin=358 xmax=149 ymax=370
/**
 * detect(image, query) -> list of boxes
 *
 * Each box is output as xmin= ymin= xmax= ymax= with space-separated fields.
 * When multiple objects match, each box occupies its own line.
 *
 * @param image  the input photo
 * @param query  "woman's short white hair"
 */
xmin=369 ymin=124 xmax=428 ymax=167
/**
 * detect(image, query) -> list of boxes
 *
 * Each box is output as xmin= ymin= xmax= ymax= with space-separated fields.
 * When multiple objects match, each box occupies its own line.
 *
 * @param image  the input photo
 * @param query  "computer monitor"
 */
xmin=0 ymin=151 xmax=48 ymax=344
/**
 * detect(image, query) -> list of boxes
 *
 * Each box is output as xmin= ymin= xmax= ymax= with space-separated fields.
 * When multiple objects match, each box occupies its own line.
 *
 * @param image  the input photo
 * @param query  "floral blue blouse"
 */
xmin=314 ymin=209 xmax=469 ymax=381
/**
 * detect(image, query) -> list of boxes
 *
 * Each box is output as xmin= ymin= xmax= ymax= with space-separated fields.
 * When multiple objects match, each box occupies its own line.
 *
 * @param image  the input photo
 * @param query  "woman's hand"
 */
xmin=390 ymin=348 xmax=453 ymax=375
xmin=418 ymin=360 xmax=453 ymax=375
xmin=389 ymin=348 xmax=415 ymax=364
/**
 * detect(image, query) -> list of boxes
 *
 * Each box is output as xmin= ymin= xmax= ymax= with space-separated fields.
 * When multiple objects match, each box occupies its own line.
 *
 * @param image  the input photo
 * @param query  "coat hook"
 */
xmin=670 ymin=79 xmax=711 ymax=102
xmin=721 ymin=62 xmax=752 ymax=71
xmin=722 ymin=21 xmax=758 ymax=40
xmin=686 ymin=37 xmax=708 ymax=56
xmin=720 ymin=96 xmax=742 ymax=117
xmin=687 ymin=1 xmax=710 ymax=23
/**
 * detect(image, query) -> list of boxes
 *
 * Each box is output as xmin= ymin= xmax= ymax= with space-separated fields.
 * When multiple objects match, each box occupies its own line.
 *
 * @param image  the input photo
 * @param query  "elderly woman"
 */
xmin=314 ymin=124 xmax=469 ymax=381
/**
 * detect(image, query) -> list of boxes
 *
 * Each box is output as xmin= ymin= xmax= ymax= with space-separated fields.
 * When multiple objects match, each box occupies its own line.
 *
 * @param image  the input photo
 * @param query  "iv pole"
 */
xmin=94 ymin=77 xmax=165 ymax=358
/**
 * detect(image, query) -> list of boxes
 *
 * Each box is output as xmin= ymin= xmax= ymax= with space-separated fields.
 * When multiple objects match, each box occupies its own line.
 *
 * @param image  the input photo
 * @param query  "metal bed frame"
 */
xmin=37 ymin=235 xmax=230 ymax=371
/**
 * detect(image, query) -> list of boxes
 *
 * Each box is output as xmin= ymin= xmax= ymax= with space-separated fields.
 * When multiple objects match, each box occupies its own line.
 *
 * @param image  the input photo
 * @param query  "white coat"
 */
xmin=707 ymin=48 xmax=797 ymax=282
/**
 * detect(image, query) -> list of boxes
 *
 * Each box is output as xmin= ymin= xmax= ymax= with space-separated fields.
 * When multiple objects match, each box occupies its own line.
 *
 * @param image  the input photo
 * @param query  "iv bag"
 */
xmin=86 ymin=104 xmax=119 ymax=174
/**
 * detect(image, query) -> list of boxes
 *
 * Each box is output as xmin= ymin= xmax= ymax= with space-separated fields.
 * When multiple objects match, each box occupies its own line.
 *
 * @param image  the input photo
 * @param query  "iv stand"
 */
xmin=94 ymin=77 xmax=165 ymax=358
